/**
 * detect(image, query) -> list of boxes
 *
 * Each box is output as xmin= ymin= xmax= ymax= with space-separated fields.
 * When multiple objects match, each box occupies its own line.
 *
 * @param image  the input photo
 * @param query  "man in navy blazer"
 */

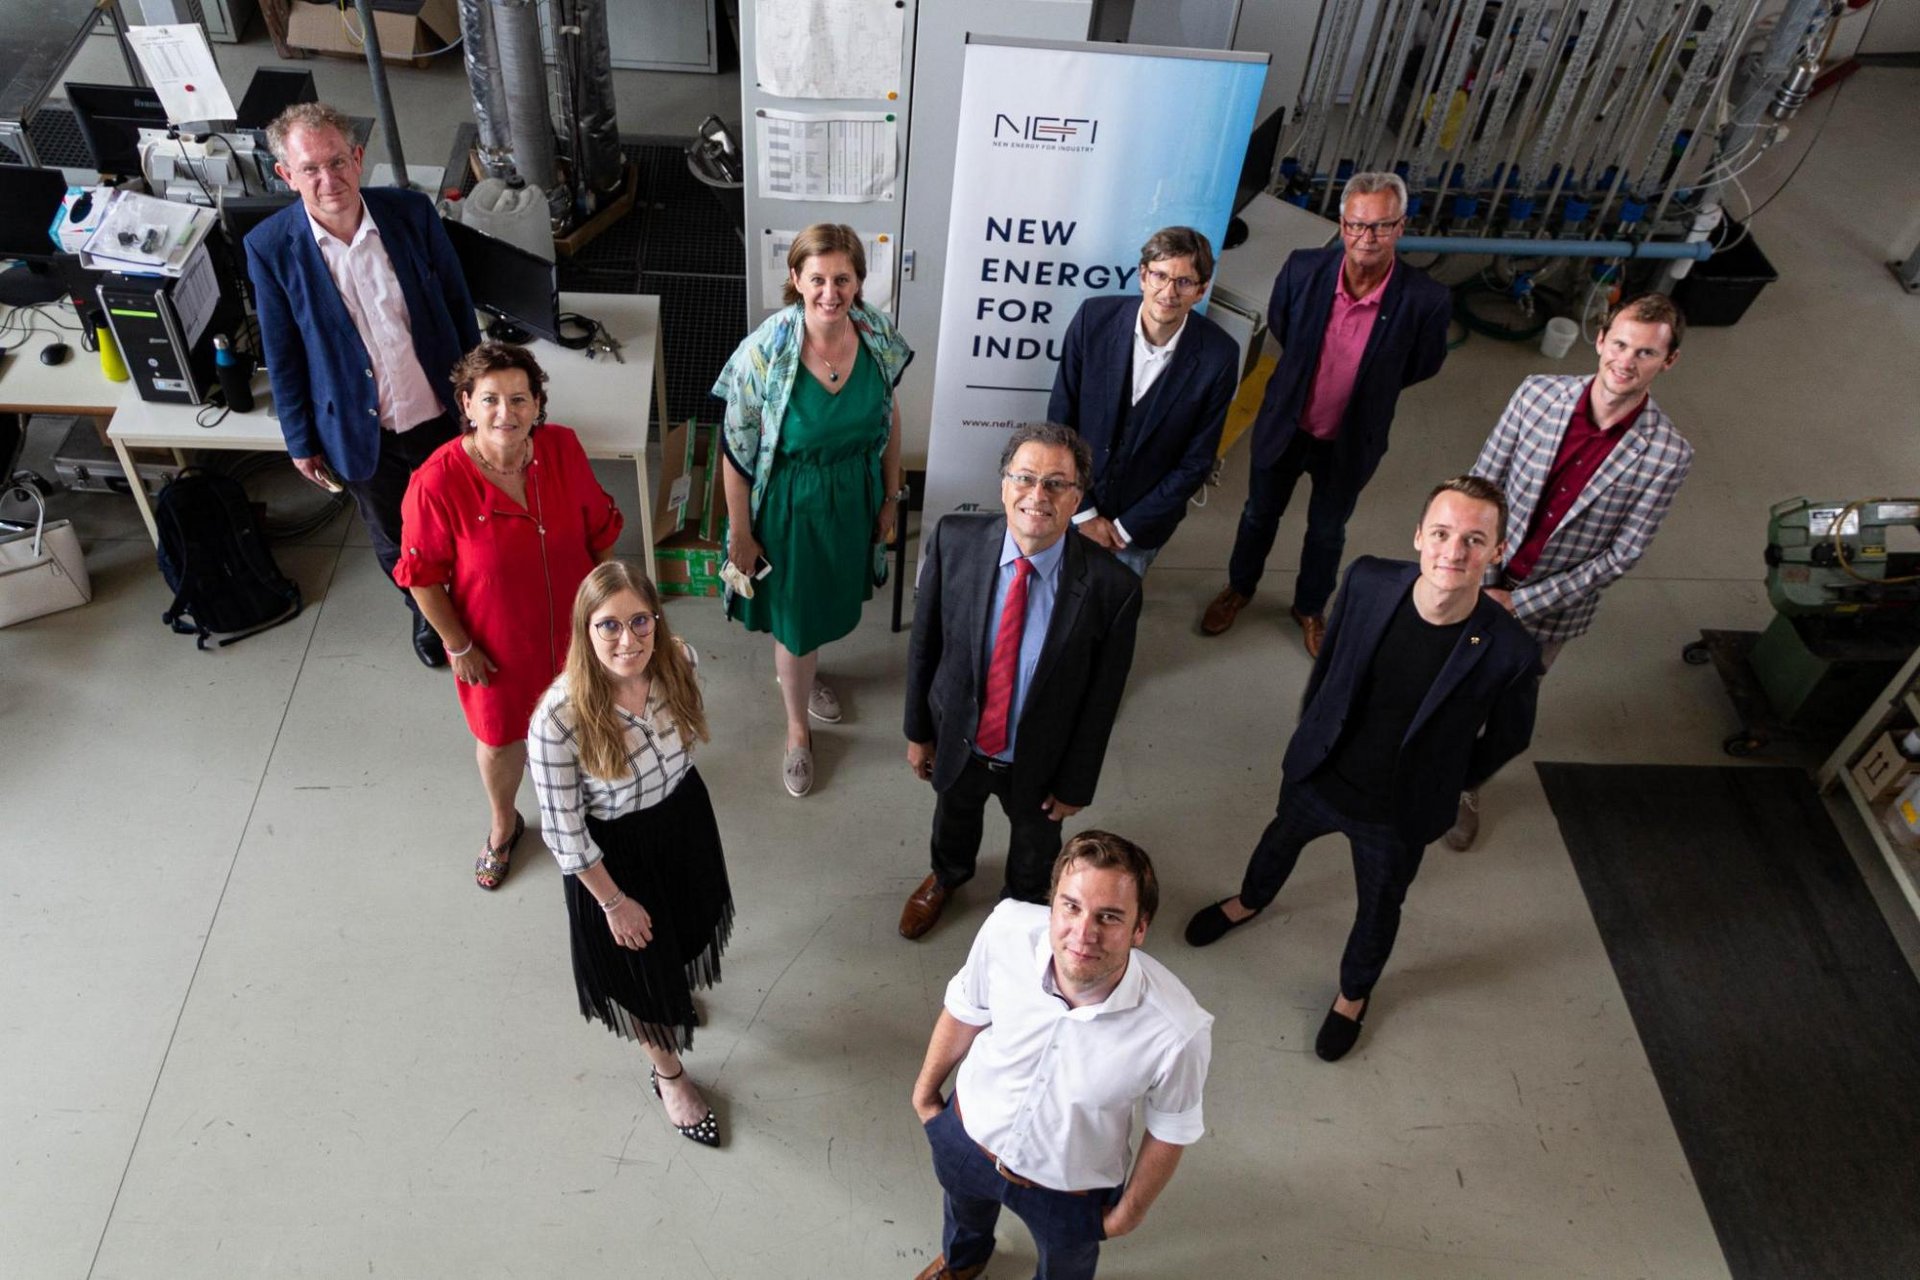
xmin=248 ymin=102 xmax=480 ymax=666
xmin=1186 ymin=477 xmax=1539 ymax=1062
xmin=1200 ymin=173 xmax=1450 ymax=656
xmin=899 ymin=424 xmax=1142 ymax=939
xmin=1047 ymin=227 xmax=1241 ymax=576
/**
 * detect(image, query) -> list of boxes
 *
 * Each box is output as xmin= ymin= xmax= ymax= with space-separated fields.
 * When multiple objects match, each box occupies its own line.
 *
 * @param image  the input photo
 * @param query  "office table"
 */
xmin=0 ymin=314 xmax=120 ymax=418
xmin=109 ymin=291 xmax=670 ymax=549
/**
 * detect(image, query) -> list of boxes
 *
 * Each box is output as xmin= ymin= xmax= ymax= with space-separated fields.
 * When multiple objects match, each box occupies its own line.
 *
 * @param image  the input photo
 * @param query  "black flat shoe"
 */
xmin=1184 ymin=898 xmax=1259 ymax=947
xmin=1315 ymin=996 xmax=1368 ymax=1062
xmin=651 ymin=1066 xmax=720 ymax=1147
xmin=412 ymin=614 xmax=447 ymax=668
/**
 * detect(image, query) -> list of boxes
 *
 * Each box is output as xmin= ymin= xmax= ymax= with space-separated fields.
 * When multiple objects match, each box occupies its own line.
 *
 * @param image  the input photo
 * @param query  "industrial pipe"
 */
xmin=1398 ymin=235 xmax=1715 ymax=259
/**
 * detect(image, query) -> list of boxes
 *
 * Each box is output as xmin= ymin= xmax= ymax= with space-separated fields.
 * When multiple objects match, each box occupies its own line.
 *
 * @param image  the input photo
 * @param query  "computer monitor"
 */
xmin=442 ymin=217 xmax=561 ymax=344
xmin=0 ymin=164 xmax=73 ymax=305
xmin=236 ymin=68 xmax=318 ymax=132
xmin=1234 ymin=108 xmax=1286 ymax=216
xmin=222 ymin=193 xmax=297 ymax=283
xmin=65 ymin=82 xmax=171 ymax=182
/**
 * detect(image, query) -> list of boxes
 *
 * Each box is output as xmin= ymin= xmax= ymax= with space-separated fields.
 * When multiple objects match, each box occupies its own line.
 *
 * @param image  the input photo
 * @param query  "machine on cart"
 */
xmin=1685 ymin=497 xmax=1920 ymax=755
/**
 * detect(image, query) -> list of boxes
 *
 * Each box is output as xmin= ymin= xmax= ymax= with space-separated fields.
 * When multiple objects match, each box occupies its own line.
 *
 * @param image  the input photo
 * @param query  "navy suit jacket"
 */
xmin=905 ymin=515 xmax=1141 ymax=813
xmin=1286 ymin=557 xmax=1541 ymax=844
xmin=1251 ymin=246 xmax=1450 ymax=488
xmin=248 ymin=187 xmax=480 ymax=483
xmin=1047 ymin=293 xmax=1239 ymax=550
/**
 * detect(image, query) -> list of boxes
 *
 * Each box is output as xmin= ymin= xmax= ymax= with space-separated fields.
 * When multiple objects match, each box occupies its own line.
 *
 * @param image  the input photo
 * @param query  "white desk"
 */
xmin=0 ymin=310 xmax=121 ymax=418
xmin=108 ymin=291 xmax=670 ymax=549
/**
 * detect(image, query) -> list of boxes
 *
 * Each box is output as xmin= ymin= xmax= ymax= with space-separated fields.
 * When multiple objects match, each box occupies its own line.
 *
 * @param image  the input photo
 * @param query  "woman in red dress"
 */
xmin=398 ymin=342 xmax=624 ymax=888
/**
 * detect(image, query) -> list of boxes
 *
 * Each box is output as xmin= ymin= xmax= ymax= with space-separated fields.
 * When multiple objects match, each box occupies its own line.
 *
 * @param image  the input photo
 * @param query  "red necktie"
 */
xmin=974 ymin=556 xmax=1033 ymax=758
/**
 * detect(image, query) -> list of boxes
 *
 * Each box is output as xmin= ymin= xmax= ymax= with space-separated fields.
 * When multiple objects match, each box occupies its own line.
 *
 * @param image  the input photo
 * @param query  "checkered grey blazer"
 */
xmin=1473 ymin=375 xmax=1693 ymax=644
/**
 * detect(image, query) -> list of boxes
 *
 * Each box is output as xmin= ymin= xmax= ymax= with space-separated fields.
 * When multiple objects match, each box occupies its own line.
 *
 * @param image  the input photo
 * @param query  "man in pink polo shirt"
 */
xmin=1201 ymin=173 xmax=1451 ymax=656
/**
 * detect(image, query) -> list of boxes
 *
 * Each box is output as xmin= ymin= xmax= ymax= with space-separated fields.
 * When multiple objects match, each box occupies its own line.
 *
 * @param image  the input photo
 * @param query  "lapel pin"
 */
xmin=1470 ymin=636 xmax=1480 ymax=645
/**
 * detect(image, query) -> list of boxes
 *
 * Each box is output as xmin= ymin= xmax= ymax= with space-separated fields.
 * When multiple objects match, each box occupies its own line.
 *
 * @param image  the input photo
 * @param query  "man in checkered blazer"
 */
xmin=1449 ymin=293 xmax=1693 ymax=849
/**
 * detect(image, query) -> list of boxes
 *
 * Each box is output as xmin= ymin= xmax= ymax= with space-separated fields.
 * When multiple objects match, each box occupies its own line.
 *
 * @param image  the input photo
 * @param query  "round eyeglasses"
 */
xmin=592 ymin=613 xmax=657 ymax=641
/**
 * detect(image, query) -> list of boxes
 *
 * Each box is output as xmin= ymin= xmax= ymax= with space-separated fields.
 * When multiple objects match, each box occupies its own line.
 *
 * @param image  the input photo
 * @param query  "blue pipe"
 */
xmin=1398 ymin=235 xmax=1712 ymax=260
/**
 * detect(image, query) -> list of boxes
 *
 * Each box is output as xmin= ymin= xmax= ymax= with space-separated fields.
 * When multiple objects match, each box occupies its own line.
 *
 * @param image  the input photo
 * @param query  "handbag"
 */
xmin=0 ymin=487 xmax=93 ymax=628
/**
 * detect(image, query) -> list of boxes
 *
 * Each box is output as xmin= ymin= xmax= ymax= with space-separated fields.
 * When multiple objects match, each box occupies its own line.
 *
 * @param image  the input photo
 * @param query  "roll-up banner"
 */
xmin=920 ymin=37 xmax=1266 ymax=544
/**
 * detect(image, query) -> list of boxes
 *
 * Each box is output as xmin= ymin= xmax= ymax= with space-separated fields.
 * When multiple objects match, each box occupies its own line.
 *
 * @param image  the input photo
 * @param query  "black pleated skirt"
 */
xmin=568 ymin=767 xmax=734 ymax=1052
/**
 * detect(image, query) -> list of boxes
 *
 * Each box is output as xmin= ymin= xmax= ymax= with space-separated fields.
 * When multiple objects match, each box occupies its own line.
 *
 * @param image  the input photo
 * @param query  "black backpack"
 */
xmin=155 ymin=467 xmax=302 ymax=648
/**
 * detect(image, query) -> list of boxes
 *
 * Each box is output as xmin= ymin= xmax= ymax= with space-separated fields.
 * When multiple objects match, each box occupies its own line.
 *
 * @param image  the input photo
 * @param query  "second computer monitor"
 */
xmin=442 ymin=217 xmax=561 ymax=345
xmin=66 ymin=82 xmax=170 ymax=182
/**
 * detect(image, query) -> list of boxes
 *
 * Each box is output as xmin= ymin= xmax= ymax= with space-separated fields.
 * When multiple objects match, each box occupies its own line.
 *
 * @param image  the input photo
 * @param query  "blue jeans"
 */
xmin=923 ymin=1098 xmax=1118 ymax=1280
xmin=1225 ymin=430 xmax=1360 ymax=616
xmin=1238 ymin=777 xmax=1426 ymax=1001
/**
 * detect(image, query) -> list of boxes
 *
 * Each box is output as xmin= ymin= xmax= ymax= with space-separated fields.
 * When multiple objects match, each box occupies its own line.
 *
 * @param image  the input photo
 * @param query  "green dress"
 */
xmin=731 ymin=344 xmax=884 ymax=654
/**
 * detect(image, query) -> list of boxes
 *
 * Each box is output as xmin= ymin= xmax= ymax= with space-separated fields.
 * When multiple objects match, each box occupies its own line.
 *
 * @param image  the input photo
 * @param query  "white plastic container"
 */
xmin=1539 ymin=316 xmax=1580 ymax=359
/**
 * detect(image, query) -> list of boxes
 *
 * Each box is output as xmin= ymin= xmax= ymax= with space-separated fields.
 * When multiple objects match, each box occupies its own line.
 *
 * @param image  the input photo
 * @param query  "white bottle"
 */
xmin=1883 ymin=774 xmax=1920 ymax=850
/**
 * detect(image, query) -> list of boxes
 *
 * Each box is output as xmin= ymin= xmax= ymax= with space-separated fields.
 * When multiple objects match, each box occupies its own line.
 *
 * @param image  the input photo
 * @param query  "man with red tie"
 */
xmin=900 ymin=423 xmax=1143 ymax=939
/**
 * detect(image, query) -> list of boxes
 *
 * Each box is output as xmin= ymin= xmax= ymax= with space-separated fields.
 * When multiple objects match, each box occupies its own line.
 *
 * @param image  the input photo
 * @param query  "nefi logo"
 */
xmin=990 ymin=114 xmax=1098 ymax=151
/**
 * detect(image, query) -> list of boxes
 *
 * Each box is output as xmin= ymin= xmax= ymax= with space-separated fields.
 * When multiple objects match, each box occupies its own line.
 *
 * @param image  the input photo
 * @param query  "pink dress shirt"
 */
xmin=1297 ymin=259 xmax=1393 ymax=442
xmin=307 ymin=203 xmax=445 ymax=433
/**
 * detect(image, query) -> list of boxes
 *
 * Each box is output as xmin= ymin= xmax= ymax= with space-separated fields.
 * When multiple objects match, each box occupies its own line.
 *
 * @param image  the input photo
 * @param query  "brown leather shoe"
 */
xmin=912 ymin=1257 xmax=986 ymax=1280
xmin=899 ymin=874 xmax=952 ymax=940
xmin=1201 ymin=585 xmax=1250 ymax=635
xmin=1291 ymin=608 xmax=1326 ymax=658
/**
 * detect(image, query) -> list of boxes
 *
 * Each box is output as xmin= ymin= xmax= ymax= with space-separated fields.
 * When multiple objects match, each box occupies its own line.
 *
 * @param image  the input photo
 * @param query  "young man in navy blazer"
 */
xmin=1047 ymin=227 xmax=1241 ymax=576
xmin=1199 ymin=173 xmax=1450 ymax=656
xmin=248 ymin=102 xmax=481 ymax=667
xmin=1186 ymin=476 xmax=1540 ymax=1061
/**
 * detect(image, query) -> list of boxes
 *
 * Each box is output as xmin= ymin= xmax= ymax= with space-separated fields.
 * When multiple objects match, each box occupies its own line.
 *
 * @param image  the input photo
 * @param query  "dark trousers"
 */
xmin=924 ymin=1099 xmax=1116 ymax=1280
xmin=1226 ymin=430 xmax=1361 ymax=617
xmin=930 ymin=753 xmax=1063 ymax=904
xmin=1239 ymin=777 xmax=1426 ymax=1001
xmin=339 ymin=412 xmax=457 ymax=614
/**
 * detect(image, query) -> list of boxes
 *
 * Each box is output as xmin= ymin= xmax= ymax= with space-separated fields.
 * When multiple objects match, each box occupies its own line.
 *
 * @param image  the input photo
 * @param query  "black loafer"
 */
xmin=1314 ymin=997 xmax=1368 ymax=1062
xmin=1184 ymin=898 xmax=1258 ymax=947
xmin=412 ymin=614 xmax=447 ymax=668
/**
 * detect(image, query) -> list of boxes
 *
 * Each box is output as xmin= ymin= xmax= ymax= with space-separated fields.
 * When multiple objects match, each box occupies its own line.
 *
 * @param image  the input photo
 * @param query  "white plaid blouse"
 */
xmin=527 ymin=645 xmax=698 ymax=875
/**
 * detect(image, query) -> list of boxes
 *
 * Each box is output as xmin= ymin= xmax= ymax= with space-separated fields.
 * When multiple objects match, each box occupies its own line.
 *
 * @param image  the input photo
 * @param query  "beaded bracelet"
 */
xmin=600 ymin=890 xmax=625 ymax=912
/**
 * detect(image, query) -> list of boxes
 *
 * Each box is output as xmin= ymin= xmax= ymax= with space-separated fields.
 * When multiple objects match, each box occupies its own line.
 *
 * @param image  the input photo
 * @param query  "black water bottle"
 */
xmin=213 ymin=334 xmax=255 ymax=412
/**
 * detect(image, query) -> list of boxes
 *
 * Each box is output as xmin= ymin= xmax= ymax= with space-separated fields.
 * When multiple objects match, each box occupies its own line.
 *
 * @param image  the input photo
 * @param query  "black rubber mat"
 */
xmin=0 ymin=105 xmax=97 ymax=168
xmin=641 ymin=270 xmax=745 ymax=429
xmin=1536 ymin=763 xmax=1920 ymax=1280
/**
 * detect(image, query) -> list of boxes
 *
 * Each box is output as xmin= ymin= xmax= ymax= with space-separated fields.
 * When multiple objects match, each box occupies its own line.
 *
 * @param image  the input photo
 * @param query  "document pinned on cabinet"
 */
xmin=755 ymin=110 xmax=898 ymax=203
xmin=753 ymin=0 xmax=905 ymax=100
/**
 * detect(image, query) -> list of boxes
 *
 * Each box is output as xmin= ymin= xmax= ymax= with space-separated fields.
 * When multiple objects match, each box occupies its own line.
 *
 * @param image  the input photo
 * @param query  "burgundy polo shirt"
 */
xmin=1504 ymin=380 xmax=1644 ymax=582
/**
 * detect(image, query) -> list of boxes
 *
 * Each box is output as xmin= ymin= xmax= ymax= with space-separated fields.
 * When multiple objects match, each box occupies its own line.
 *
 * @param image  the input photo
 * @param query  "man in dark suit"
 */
xmin=899 ymin=423 xmax=1142 ymax=939
xmin=248 ymin=102 xmax=481 ymax=667
xmin=1185 ymin=476 xmax=1540 ymax=1061
xmin=1199 ymin=172 xmax=1450 ymax=656
xmin=1047 ymin=227 xmax=1241 ymax=576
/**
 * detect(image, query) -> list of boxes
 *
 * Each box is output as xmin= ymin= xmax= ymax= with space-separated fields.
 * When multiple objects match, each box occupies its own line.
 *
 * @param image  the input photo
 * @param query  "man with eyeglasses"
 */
xmin=1200 ymin=172 xmax=1450 ymax=657
xmin=1444 ymin=292 xmax=1691 ymax=851
xmin=1046 ymin=227 xmax=1241 ymax=576
xmin=247 ymin=102 xmax=480 ymax=668
xmin=900 ymin=423 xmax=1142 ymax=939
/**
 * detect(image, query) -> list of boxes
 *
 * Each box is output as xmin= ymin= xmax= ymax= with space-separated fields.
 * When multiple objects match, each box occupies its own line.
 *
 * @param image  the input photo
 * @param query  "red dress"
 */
xmin=397 ymin=425 xmax=624 ymax=746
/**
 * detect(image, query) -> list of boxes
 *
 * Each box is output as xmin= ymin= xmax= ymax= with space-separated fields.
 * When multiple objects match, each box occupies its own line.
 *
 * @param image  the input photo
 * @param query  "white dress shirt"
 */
xmin=307 ymin=203 xmax=444 ymax=432
xmin=945 ymin=900 xmax=1213 ymax=1191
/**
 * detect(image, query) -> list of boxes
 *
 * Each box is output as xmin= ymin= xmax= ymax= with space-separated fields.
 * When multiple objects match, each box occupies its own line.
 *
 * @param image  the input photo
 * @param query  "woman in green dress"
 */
xmin=713 ymin=223 xmax=912 ymax=797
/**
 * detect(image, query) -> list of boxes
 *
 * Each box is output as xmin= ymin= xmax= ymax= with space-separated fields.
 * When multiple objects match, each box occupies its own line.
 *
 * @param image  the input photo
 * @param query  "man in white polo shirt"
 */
xmin=909 ymin=831 xmax=1213 ymax=1280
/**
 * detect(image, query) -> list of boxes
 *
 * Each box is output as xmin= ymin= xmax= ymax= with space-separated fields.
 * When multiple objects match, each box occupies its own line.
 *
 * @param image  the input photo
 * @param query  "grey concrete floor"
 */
xmin=6 ymin=26 xmax=1920 ymax=1280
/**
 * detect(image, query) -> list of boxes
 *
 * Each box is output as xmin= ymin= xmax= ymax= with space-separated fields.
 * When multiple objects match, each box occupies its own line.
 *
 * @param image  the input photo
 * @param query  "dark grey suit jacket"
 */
xmin=1286 ymin=556 xmax=1541 ymax=843
xmin=905 ymin=514 xmax=1141 ymax=812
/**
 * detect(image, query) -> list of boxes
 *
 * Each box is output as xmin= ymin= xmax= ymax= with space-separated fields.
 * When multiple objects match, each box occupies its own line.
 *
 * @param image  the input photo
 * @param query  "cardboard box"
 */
xmin=285 ymin=0 xmax=457 ymax=57
xmin=1852 ymin=730 xmax=1920 ymax=804
xmin=651 ymin=421 xmax=699 ymax=545
xmin=656 ymin=542 xmax=723 ymax=597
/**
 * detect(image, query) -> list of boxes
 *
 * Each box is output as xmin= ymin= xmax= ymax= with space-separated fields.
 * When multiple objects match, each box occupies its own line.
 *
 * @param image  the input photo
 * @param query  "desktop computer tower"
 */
xmin=97 ymin=239 xmax=246 ymax=405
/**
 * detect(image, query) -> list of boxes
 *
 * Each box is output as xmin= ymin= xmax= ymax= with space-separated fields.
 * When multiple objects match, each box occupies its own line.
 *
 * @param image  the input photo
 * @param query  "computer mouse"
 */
xmin=69 ymin=190 xmax=95 ymax=223
xmin=41 ymin=342 xmax=72 ymax=366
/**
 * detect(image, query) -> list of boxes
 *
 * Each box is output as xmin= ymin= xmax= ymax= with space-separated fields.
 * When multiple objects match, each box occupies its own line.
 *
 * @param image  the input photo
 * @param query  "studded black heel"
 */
xmin=650 ymin=1065 xmax=720 ymax=1147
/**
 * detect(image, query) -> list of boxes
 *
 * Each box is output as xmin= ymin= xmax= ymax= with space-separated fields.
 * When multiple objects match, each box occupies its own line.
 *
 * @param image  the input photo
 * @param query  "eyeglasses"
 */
xmin=1341 ymin=216 xmax=1405 ymax=239
xmin=592 ymin=613 xmax=657 ymax=641
xmin=1142 ymin=266 xmax=1204 ymax=295
xmin=1003 ymin=472 xmax=1081 ymax=495
xmin=292 ymin=155 xmax=356 ymax=180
